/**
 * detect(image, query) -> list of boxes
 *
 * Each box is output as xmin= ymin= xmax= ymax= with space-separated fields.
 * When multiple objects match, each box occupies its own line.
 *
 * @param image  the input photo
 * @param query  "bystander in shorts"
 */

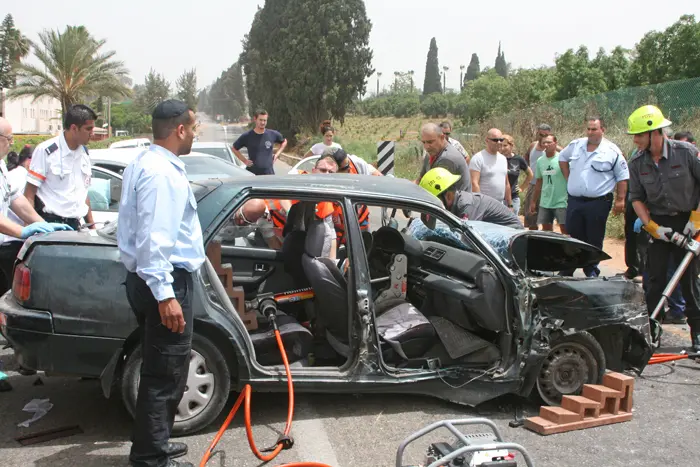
xmin=538 ymin=207 xmax=567 ymax=226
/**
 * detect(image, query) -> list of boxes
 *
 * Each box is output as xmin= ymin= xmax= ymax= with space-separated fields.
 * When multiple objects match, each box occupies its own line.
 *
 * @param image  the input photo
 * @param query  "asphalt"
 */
xmin=1 ymin=118 xmax=699 ymax=467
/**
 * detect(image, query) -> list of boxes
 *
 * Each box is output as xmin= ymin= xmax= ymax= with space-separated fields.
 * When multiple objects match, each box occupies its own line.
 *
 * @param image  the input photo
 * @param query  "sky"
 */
xmin=4 ymin=1 xmax=700 ymax=94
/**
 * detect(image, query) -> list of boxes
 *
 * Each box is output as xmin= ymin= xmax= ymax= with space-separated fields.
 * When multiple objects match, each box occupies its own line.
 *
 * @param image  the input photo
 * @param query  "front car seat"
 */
xmin=301 ymin=218 xmax=436 ymax=361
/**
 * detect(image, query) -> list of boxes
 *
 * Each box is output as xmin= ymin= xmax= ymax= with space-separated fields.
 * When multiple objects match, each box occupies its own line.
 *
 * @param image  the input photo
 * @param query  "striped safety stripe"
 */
xmin=27 ymin=169 xmax=46 ymax=182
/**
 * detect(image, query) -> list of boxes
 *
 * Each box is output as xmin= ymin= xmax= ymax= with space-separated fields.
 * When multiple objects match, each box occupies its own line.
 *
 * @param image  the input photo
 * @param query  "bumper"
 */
xmin=0 ymin=292 xmax=124 ymax=377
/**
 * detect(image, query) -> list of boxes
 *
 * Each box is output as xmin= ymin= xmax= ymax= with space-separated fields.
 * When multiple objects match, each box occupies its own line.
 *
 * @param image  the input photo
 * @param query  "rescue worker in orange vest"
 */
xmin=324 ymin=147 xmax=380 ymax=244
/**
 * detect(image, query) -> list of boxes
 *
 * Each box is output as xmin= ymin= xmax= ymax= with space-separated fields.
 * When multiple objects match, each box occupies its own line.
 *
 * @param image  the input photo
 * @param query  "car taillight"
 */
xmin=12 ymin=263 xmax=31 ymax=302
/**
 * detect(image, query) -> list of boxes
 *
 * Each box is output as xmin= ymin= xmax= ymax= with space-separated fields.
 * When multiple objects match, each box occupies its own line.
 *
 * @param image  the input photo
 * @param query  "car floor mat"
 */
xmin=428 ymin=316 xmax=492 ymax=360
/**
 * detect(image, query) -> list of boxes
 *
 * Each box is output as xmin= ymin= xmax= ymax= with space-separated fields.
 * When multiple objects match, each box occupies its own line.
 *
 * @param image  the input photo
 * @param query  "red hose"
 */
xmin=199 ymin=328 xmax=333 ymax=467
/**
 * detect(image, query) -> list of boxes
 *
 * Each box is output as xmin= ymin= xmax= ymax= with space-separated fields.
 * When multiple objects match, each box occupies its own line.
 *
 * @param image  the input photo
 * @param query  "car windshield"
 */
xmin=183 ymin=157 xmax=243 ymax=178
xmin=406 ymin=217 xmax=516 ymax=262
xmin=192 ymin=147 xmax=231 ymax=161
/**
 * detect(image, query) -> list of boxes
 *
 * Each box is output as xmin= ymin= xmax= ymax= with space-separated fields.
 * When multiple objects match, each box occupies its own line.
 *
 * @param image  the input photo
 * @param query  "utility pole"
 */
xmin=107 ymin=97 xmax=112 ymax=138
xmin=377 ymin=72 xmax=382 ymax=96
xmin=460 ymin=65 xmax=465 ymax=91
xmin=442 ymin=66 xmax=449 ymax=94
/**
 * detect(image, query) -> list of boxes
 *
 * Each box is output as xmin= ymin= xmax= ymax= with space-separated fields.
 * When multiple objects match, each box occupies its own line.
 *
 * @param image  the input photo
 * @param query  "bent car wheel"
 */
xmin=536 ymin=331 xmax=606 ymax=407
xmin=121 ymin=333 xmax=231 ymax=436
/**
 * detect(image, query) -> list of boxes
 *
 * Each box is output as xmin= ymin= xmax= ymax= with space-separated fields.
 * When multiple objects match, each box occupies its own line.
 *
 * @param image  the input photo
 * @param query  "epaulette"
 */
xmin=45 ymin=142 xmax=58 ymax=156
xmin=628 ymin=150 xmax=645 ymax=163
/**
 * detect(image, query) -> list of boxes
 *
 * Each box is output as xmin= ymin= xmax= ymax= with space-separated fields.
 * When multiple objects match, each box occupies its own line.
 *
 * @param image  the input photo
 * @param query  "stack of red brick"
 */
xmin=525 ymin=372 xmax=634 ymax=435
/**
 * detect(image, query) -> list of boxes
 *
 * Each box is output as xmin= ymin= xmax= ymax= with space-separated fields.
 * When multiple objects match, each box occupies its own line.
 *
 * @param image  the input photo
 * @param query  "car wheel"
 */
xmin=120 ymin=333 xmax=232 ymax=436
xmin=536 ymin=331 xmax=606 ymax=406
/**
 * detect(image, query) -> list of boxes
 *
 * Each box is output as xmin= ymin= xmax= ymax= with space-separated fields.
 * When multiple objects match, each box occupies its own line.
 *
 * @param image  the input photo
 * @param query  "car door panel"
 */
xmin=220 ymin=245 xmax=295 ymax=295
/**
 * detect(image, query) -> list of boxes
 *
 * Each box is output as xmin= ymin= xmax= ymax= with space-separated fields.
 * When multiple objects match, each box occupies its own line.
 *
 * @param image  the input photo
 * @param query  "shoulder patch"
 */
xmin=45 ymin=142 xmax=58 ymax=155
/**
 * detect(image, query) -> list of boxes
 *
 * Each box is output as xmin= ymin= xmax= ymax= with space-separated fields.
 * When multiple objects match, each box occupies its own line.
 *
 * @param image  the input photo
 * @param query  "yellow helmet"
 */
xmin=627 ymin=105 xmax=672 ymax=135
xmin=419 ymin=167 xmax=461 ymax=197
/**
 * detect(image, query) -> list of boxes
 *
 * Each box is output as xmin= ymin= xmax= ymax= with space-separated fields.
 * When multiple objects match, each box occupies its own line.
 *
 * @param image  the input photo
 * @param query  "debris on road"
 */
xmin=525 ymin=372 xmax=634 ymax=435
xmin=15 ymin=425 xmax=83 ymax=446
xmin=0 ymin=370 xmax=11 ymax=392
xmin=17 ymin=398 xmax=53 ymax=428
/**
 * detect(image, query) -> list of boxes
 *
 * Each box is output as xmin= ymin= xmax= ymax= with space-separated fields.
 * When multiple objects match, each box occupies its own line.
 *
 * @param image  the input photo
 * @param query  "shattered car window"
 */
xmin=97 ymin=220 xmax=118 ymax=241
xmin=465 ymin=221 xmax=518 ymax=261
xmin=406 ymin=217 xmax=470 ymax=251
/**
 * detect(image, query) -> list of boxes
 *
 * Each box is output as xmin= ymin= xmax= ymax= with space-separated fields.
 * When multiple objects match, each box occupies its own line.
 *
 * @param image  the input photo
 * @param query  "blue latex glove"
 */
xmin=20 ymin=222 xmax=73 ymax=239
xmin=633 ymin=218 xmax=643 ymax=233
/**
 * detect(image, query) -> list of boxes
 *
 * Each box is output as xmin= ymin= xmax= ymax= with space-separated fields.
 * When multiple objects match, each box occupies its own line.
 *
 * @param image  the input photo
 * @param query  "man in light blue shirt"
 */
xmin=118 ymin=99 xmax=203 ymax=467
xmin=558 ymin=117 xmax=629 ymax=277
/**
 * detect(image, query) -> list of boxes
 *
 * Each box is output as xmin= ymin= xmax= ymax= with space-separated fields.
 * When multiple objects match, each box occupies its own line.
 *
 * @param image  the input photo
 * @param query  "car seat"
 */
xmin=301 ymin=217 xmax=437 ymax=361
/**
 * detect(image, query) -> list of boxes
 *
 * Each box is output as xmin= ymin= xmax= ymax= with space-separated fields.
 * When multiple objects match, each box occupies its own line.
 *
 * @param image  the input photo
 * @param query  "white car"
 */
xmin=109 ymin=138 xmax=151 ymax=149
xmin=191 ymin=141 xmax=247 ymax=169
xmin=288 ymin=155 xmax=321 ymax=174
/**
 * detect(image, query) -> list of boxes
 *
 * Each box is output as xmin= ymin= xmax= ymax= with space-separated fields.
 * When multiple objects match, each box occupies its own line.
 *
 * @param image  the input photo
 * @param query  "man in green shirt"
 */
xmin=529 ymin=135 xmax=568 ymax=234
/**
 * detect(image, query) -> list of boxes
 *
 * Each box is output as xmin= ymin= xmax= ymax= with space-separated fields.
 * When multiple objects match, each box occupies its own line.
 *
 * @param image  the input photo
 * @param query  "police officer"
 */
xmin=420 ymin=167 xmax=523 ymax=229
xmin=627 ymin=105 xmax=700 ymax=351
xmin=117 ymin=100 xmax=202 ymax=467
xmin=0 ymin=117 xmax=72 ymax=295
xmin=559 ymin=117 xmax=629 ymax=277
xmin=24 ymin=104 xmax=97 ymax=230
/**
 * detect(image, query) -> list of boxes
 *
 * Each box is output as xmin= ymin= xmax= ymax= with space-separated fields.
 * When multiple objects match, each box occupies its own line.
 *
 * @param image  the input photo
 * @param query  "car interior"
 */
xmin=205 ymin=196 xmax=508 ymax=373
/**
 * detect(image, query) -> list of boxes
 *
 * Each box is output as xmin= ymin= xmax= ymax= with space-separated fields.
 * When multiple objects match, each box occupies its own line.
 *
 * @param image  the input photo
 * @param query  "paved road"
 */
xmin=1 ymin=118 xmax=699 ymax=466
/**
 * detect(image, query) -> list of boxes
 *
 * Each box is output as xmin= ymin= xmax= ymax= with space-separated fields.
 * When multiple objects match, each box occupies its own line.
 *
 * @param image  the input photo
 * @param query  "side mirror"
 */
xmin=421 ymin=213 xmax=436 ymax=230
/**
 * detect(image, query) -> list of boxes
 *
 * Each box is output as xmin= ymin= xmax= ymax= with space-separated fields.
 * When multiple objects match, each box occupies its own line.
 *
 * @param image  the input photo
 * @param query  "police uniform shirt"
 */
xmin=628 ymin=139 xmax=700 ymax=216
xmin=0 ymin=160 xmax=22 ymax=245
xmin=27 ymin=133 xmax=92 ymax=219
xmin=558 ymin=137 xmax=629 ymax=198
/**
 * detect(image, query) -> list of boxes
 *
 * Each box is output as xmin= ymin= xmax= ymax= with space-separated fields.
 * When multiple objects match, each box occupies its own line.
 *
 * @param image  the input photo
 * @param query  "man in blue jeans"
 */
xmin=232 ymin=109 xmax=287 ymax=175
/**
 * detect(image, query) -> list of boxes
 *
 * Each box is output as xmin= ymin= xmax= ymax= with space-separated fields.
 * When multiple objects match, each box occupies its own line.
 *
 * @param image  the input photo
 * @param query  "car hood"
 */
xmin=467 ymin=221 xmax=611 ymax=272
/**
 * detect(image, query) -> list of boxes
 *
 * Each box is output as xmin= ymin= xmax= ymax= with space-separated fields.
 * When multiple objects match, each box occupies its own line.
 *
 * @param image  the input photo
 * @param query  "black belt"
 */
xmin=568 ymin=192 xmax=614 ymax=202
xmin=35 ymin=196 xmax=82 ymax=227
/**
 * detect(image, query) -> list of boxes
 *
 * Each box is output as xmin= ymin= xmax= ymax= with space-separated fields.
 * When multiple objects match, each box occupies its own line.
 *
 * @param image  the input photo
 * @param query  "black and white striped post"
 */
xmin=377 ymin=141 xmax=395 ymax=176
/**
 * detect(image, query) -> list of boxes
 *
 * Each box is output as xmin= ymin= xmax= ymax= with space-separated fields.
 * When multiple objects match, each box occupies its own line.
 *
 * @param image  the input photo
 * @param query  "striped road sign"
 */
xmin=377 ymin=141 xmax=395 ymax=175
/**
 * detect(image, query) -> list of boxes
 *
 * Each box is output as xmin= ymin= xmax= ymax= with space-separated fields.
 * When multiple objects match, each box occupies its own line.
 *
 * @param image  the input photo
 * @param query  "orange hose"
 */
xmin=199 ymin=328 xmax=333 ymax=467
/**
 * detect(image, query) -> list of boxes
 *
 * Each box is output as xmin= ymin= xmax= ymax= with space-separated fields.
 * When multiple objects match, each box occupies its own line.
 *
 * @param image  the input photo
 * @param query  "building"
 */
xmin=0 ymin=88 xmax=62 ymax=135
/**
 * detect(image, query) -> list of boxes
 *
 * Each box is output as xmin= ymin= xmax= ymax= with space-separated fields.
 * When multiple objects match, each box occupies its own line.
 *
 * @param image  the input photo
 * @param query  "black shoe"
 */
xmin=164 ymin=442 xmax=188 ymax=459
xmin=623 ymin=267 xmax=638 ymax=280
xmin=691 ymin=330 xmax=700 ymax=353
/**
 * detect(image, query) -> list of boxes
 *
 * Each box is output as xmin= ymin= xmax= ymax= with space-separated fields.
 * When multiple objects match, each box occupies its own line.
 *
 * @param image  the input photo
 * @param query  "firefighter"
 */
xmin=627 ymin=105 xmax=700 ymax=351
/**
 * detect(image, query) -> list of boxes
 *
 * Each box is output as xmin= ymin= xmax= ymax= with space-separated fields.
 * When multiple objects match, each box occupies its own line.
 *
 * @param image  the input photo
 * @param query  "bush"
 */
xmin=9 ymin=135 xmax=137 ymax=155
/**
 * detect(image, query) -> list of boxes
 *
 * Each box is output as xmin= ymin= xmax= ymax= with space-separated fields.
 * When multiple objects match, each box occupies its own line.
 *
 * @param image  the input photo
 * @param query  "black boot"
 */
xmin=691 ymin=328 xmax=700 ymax=353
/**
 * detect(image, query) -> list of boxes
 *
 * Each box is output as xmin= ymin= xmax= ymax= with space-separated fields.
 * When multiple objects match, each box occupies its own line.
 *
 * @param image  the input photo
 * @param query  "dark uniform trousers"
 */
xmin=562 ymin=193 xmax=613 ymax=277
xmin=34 ymin=196 xmax=82 ymax=231
xmin=646 ymin=213 xmax=700 ymax=328
xmin=624 ymin=196 xmax=640 ymax=275
xmin=247 ymin=165 xmax=275 ymax=176
xmin=0 ymin=241 xmax=23 ymax=296
xmin=125 ymin=269 xmax=194 ymax=467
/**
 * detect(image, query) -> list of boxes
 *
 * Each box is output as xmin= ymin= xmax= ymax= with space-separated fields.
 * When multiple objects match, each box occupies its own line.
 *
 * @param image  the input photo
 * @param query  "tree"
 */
xmin=455 ymin=70 xmax=513 ymax=122
xmin=592 ymin=46 xmax=630 ymax=91
xmin=508 ymin=67 xmax=557 ymax=109
xmin=10 ymin=26 xmax=131 ymax=115
xmin=495 ymin=42 xmax=508 ymax=78
xmin=420 ymin=92 xmax=450 ymax=118
xmin=464 ymin=53 xmax=480 ymax=84
xmin=207 ymin=61 xmax=247 ymax=121
xmin=0 ymin=14 xmax=31 ymax=88
xmin=136 ymin=69 xmax=171 ymax=113
xmin=422 ymin=37 xmax=442 ymax=95
xmin=390 ymin=71 xmax=416 ymax=94
xmin=240 ymin=0 xmax=373 ymax=139
xmin=554 ymin=46 xmax=607 ymax=100
xmin=177 ymin=68 xmax=198 ymax=112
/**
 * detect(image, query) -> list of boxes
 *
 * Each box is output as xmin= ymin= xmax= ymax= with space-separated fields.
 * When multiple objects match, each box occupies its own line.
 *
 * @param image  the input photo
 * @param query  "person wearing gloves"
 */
xmin=419 ymin=167 xmax=523 ymax=229
xmin=627 ymin=105 xmax=700 ymax=351
xmin=0 ymin=117 xmax=73 ymax=296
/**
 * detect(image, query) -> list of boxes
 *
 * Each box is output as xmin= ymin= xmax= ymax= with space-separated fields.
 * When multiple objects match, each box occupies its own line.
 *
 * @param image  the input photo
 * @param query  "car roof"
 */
xmin=211 ymin=174 xmax=443 ymax=206
xmin=192 ymin=141 xmax=227 ymax=148
xmin=90 ymin=149 xmax=218 ymax=165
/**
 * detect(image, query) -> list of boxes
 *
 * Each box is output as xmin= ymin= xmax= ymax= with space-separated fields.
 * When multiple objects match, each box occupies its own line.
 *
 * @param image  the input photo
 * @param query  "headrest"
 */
xmin=304 ymin=218 xmax=331 ymax=258
xmin=283 ymin=201 xmax=316 ymax=237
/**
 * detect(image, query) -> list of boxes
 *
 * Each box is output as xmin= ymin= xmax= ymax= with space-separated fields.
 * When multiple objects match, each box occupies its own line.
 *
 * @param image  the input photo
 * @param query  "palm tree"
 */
xmin=10 ymin=26 xmax=132 ymax=115
xmin=8 ymin=30 xmax=30 ymax=62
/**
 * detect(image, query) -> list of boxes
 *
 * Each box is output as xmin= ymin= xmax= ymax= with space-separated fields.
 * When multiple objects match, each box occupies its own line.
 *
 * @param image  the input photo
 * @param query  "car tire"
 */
xmin=120 ymin=333 xmax=232 ymax=436
xmin=535 ymin=331 xmax=606 ymax=407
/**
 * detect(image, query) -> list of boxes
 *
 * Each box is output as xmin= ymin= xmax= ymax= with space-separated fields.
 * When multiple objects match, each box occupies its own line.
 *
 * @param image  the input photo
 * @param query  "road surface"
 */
xmin=0 ymin=116 xmax=698 ymax=466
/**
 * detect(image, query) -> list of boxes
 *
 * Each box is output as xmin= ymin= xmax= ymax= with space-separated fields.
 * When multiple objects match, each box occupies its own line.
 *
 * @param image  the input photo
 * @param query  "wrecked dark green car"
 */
xmin=0 ymin=175 xmax=654 ymax=435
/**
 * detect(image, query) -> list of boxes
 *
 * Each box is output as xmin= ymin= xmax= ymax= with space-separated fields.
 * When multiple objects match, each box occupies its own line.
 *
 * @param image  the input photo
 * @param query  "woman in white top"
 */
xmin=4 ymin=145 xmax=33 ymax=234
xmin=304 ymin=122 xmax=342 ymax=158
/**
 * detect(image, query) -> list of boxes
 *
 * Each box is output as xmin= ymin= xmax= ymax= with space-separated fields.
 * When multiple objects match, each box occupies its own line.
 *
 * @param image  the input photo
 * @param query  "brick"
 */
xmin=561 ymin=395 xmax=601 ymax=419
xmin=525 ymin=411 xmax=633 ymax=435
xmin=539 ymin=406 xmax=581 ymax=424
xmin=582 ymin=385 xmax=622 ymax=415
xmin=603 ymin=372 xmax=634 ymax=412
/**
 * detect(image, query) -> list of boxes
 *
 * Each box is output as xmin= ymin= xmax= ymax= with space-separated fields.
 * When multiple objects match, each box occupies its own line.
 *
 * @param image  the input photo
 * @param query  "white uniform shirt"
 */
xmin=1 ymin=166 xmax=28 ymax=244
xmin=27 ymin=133 xmax=92 ymax=219
xmin=0 ymin=161 xmax=22 ymax=245
xmin=558 ymin=137 xmax=629 ymax=198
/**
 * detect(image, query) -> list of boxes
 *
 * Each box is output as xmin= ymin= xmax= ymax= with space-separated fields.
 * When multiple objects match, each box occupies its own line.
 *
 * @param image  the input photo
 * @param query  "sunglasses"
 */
xmin=488 ymin=138 xmax=505 ymax=143
xmin=338 ymin=164 xmax=350 ymax=172
xmin=0 ymin=134 xmax=13 ymax=143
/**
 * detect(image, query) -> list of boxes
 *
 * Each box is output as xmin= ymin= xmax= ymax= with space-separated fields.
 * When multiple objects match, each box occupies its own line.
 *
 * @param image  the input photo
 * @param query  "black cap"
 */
xmin=152 ymin=99 xmax=189 ymax=120
xmin=329 ymin=148 xmax=348 ymax=165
